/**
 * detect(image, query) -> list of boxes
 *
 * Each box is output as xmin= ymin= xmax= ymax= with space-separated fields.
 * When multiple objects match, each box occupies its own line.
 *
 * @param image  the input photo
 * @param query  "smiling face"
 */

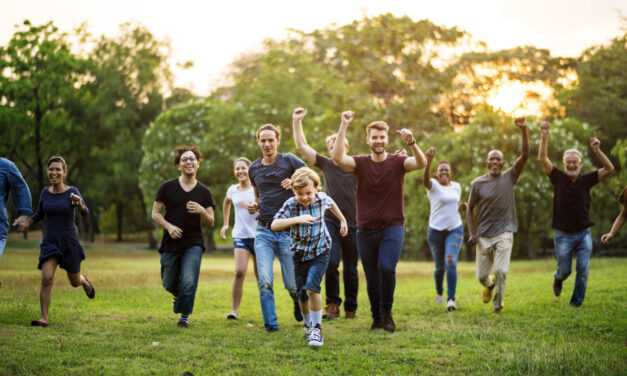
xmin=233 ymin=160 xmax=250 ymax=183
xmin=486 ymin=150 xmax=504 ymax=177
xmin=435 ymin=162 xmax=451 ymax=186
xmin=563 ymin=152 xmax=582 ymax=178
xmin=293 ymin=181 xmax=316 ymax=207
xmin=366 ymin=129 xmax=388 ymax=155
xmin=177 ymin=150 xmax=199 ymax=177
xmin=47 ymin=161 xmax=66 ymax=185
xmin=257 ymin=130 xmax=280 ymax=159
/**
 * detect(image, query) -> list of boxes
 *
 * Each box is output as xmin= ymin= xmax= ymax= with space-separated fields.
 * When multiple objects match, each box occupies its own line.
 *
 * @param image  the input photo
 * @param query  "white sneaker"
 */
xmin=447 ymin=299 xmax=456 ymax=312
xmin=435 ymin=295 xmax=444 ymax=305
xmin=303 ymin=325 xmax=313 ymax=341
xmin=308 ymin=326 xmax=323 ymax=347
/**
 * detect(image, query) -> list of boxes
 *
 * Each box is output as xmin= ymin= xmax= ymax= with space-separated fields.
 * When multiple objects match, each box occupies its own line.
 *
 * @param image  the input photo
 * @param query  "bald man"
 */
xmin=466 ymin=117 xmax=529 ymax=316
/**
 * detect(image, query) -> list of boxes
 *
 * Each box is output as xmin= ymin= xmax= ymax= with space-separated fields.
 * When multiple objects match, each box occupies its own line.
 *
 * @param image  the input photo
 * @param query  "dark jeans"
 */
xmin=427 ymin=225 xmax=463 ymax=301
xmin=324 ymin=222 xmax=359 ymax=312
xmin=294 ymin=250 xmax=330 ymax=302
xmin=357 ymin=226 xmax=404 ymax=320
xmin=160 ymin=245 xmax=203 ymax=316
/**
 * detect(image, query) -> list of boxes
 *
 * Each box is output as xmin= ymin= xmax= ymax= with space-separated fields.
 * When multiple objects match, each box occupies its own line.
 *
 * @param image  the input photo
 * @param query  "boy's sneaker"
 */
xmin=303 ymin=325 xmax=313 ymax=341
xmin=308 ymin=325 xmax=323 ymax=347
xmin=446 ymin=299 xmax=456 ymax=312
xmin=177 ymin=319 xmax=189 ymax=328
xmin=483 ymin=275 xmax=495 ymax=303
xmin=435 ymin=295 xmax=444 ymax=305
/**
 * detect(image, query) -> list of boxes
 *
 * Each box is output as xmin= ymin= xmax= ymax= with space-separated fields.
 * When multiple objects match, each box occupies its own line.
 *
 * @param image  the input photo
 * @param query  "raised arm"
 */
xmin=292 ymin=108 xmax=317 ymax=164
xmin=513 ymin=117 xmax=530 ymax=175
xmin=590 ymin=132 xmax=614 ymax=180
xmin=331 ymin=111 xmax=357 ymax=172
xmin=220 ymin=196 xmax=233 ymax=240
xmin=538 ymin=121 xmax=553 ymax=174
xmin=422 ymin=147 xmax=435 ymax=190
xmin=397 ymin=128 xmax=427 ymax=172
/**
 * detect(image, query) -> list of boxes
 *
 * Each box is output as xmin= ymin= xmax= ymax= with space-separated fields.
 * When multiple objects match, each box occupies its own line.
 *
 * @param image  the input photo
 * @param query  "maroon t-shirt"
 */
xmin=353 ymin=153 xmax=407 ymax=229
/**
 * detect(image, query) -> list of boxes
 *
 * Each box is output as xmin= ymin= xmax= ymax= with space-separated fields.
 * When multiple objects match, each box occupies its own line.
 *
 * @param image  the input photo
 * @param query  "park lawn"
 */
xmin=0 ymin=240 xmax=625 ymax=375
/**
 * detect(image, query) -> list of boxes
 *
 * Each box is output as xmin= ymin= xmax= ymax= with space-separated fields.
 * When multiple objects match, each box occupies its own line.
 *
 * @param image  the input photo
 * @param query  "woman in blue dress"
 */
xmin=20 ymin=155 xmax=95 ymax=327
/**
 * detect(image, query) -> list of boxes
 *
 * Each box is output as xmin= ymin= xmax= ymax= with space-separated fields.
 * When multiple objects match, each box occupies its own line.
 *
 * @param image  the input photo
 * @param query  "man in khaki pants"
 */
xmin=466 ymin=117 xmax=529 ymax=315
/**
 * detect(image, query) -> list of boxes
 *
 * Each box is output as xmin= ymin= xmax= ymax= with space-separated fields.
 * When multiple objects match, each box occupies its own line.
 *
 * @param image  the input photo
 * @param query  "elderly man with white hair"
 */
xmin=538 ymin=122 xmax=614 ymax=308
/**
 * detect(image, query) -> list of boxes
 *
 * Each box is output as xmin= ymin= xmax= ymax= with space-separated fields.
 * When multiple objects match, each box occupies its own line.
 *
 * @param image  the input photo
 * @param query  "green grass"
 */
xmin=1 ymin=240 xmax=626 ymax=375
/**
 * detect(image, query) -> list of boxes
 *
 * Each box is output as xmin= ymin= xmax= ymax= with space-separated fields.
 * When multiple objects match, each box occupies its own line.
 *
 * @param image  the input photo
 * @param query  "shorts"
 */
xmin=233 ymin=238 xmax=255 ymax=255
xmin=293 ymin=250 xmax=330 ymax=302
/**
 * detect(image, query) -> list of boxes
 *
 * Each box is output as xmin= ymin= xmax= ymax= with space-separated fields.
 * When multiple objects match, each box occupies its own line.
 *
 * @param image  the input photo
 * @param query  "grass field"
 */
xmin=0 ymin=239 xmax=626 ymax=375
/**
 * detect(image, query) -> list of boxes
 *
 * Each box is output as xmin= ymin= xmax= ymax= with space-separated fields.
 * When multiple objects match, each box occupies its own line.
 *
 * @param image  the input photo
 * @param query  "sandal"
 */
xmin=82 ymin=275 xmax=95 ymax=299
xmin=31 ymin=320 xmax=49 ymax=327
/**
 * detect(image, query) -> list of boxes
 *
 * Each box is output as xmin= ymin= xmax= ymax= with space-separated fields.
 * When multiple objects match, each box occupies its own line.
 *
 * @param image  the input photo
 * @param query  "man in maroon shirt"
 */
xmin=332 ymin=111 xmax=427 ymax=332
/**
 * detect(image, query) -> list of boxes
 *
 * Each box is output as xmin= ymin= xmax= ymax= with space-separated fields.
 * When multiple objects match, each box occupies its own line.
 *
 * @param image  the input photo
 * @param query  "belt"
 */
xmin=258 ymin=220 xmax=273 ymax=229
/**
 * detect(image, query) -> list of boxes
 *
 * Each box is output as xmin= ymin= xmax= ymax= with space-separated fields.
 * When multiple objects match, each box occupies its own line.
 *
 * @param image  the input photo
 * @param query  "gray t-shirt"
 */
xmin=314 ymin=154 xmax=357 ymax=229
xmin=468 ymin=167 xmax=520 ymax=238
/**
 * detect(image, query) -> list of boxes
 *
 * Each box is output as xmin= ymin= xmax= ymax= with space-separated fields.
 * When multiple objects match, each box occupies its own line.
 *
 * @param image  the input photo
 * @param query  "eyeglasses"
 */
xmin=181 ymin=156 xmax=197 ymax=163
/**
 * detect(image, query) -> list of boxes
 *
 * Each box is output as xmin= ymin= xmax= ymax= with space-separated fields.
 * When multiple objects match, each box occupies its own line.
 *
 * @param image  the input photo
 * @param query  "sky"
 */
xmin=2 ymin=0 xmax=625 ymax=96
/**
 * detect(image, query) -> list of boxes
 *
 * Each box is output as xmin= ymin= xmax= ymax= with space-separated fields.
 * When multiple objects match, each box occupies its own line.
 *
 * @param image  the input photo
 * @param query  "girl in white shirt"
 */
xmin=423 ymin=148 xmax=466 ymax=311
xmin=220 ymin=158 xmax=259 ymax=319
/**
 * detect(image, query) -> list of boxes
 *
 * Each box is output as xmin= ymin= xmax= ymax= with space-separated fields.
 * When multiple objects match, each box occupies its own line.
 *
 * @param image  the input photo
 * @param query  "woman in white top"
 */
xmin=423 ymin=147 xmax=466 ymax=311
xmin=220 ymin=158 xmax=259 ymax=319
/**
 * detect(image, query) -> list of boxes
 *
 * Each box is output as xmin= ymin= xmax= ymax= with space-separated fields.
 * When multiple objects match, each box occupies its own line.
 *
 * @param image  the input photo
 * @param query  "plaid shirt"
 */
xmin=274 ymin=192 xmax=333 ymax=261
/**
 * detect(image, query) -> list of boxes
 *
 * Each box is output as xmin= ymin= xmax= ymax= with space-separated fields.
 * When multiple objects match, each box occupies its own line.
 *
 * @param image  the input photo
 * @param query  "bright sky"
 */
xmin=2 ymin=0 xmax=625 ymax=96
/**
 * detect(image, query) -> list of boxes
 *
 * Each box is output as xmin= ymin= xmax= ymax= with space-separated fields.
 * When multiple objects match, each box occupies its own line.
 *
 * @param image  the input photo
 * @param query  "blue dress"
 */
xmin=32 ymin=187 xmax=89 ymax=273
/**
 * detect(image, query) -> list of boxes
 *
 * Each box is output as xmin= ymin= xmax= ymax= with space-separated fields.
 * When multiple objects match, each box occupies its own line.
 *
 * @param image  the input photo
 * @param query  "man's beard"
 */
xmin=565 ymin=167 xmax=581 ymax=178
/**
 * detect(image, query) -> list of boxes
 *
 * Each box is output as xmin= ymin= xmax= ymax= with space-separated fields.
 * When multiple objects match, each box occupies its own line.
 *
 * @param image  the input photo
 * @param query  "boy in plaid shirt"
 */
xmin=272 ymin=167 xmax=347 ymax=347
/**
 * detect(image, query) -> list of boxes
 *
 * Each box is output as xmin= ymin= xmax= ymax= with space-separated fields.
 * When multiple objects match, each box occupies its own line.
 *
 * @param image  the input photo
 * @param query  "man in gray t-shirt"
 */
xmin=467 ymin=117 xmax=529 ymax=315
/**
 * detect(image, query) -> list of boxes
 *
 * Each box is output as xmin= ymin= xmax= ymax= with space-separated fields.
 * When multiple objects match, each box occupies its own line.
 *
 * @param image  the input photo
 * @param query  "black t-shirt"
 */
xmin=155 ymin=178 xmax=215 ymax=253
xmin=315 ymin=154 xmax=357 ymax=229
xmin=549 ymin=166 xmax=599 ymax=233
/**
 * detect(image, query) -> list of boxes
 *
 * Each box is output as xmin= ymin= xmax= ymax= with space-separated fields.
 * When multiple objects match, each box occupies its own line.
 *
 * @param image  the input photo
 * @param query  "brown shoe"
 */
xmin=381 ymin=312 xmax=396 ymax=332
xmin=322 ymin=303 xmax=340 ymax=320
xmin=345 ymin=311 xmax=356 ymax=319
xmin=370 ymin=319 xmax=383 ymax=330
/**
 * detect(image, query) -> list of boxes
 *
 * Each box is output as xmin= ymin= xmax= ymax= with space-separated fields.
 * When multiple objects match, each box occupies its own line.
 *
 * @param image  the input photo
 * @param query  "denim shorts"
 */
xmin=293 ymin=250 xmax=330 ymax=302
xmin=233 ymin=238 xmax=255 ymax=255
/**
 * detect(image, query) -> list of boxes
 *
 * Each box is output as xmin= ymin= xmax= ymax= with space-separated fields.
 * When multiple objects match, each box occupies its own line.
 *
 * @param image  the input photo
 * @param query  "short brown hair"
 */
xmin=256 ymin=124 xmax=281 ymax=140
xmin=47 ymin=154 xmax=67 ymax=172
xmin=233 ymin=157 xmax=251 ymax=167
xmin=366 ymin=121 xmax=389 ymax=136
xmin=325 ymin=133 xmax=349 ymax=148
xmin=291 ymin=167 xmax=320 ymax=191
xmin=173 ymin=145 xmax=202 ymax=165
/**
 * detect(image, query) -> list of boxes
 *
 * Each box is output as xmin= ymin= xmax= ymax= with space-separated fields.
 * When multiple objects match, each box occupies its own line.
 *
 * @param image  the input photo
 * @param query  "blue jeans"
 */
xmin=427 ymin=225 xmax=463 ymax=301
xmin=357 ymin=226 xmax=404 ymax=320
xmin=160 ymin=245 xmax=203 ymax=316
xmin=554 ymin=228 xmax=592 ymax=306
xmin=0 ymin=238 xmax=6 ymax=261
xmin=294 ymin=250 xmax=330 ymax=302
xmin=254 ymin=226 xmax=298 ymax=331
xmin=324 ymin=222 xmax=359 ymax=312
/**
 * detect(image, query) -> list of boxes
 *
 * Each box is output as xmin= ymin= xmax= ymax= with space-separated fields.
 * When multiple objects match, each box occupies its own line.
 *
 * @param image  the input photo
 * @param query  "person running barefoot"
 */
xmin=18 ymin=155 xmax=94 ymax=327
xmin=422 ymin=147 xmax=466 ymax=312
xmin=220 ymin=157 xmax=259 ymax=320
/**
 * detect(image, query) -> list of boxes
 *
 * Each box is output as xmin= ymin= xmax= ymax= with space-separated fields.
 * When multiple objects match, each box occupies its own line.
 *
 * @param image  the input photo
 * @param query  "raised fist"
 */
xmin=514 ymin=117 xmax=527 ymax=128
xmin=425 ymin=147 xmax=435 ymax=161
xmin=293 ymin=107 xmax=307 ymax=121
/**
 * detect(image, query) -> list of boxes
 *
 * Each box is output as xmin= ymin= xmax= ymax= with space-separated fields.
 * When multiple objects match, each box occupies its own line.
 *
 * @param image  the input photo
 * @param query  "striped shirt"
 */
xmin=274 ymin=192 xmax=333 ymax=261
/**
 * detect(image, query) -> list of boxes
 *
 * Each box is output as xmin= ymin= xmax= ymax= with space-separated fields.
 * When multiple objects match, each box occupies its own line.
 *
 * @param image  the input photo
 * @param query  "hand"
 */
xmin=281 ymin=178 xmax=292 ymax=190
xmin=245 ymin=202 xmax=259 ymax=215
xmin=396 ymin=128 xmax=415 ymax=145
xmin=220 ymin=225 xmax=228 ymax=240
xmin=186 ymin=201 xmax=205 ymax=214
xmin=70 ymin=193 xmax=82 ymax=206
xmin=514 ymin=117 xmax=527 ymax=129
xmin=601 ymin=233 xmax=612 ymax=244
xmin=167 ymin=224 xmax=183 ymax=239
xmin=296 ymin=214 xmax=316 ymax=225
xmin=540 ymin=121 xmax=550 ymax=136
xmin=590 ymin=132 xmax=600 ymax=151
xmin=467 ymin=235 xmax=478 ymax=247
xmin=340 ymin=222 xmax=348 ymax=237
xmin=12 ymin=215 xmax=31 ymax=232
xmin=457 ymin=202 xmax=467 ymax=212
xmin=341 ymin=111 xmax=355 ymax=126
xmin=425 ymin=147 xmax=435 ymax=161
xmin=293 ymin=107 xmax=307 ymax=121
xmin=394 ymin=149 xmax=407 ymax=156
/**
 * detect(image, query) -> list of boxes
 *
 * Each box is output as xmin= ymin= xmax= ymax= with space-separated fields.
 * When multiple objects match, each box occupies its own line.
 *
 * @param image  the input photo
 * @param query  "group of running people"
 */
xmin=0 ymin=108 xmax=624 ymax=348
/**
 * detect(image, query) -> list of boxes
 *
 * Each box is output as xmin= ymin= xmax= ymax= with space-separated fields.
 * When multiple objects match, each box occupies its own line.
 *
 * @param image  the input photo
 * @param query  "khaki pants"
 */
xmin=476 ymin=231 xmax=513 ymax=311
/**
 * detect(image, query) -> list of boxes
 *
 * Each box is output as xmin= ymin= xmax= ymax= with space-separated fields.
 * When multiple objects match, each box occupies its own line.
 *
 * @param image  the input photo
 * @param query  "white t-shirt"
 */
xmin=226 ymin=184 xmax=258 ymax=239
xmin=426 ymin=179 xmax=463 ymax=231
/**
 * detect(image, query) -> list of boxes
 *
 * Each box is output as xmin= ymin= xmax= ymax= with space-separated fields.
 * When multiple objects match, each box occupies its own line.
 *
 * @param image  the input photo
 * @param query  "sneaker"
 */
xmin=322 ymin=303 xmax=340 ymax=320
xmin=482 ymin=275 xmax=495 ymax=303
xmin=303 ymin=325 xmax=313 ymax=340
xmin=446 ymin=299 xmax=456 ymax=312
xmin=293 ymin=300 xmax=303 ymax=322
xmin=226 ymin=311 xmax=238 ymax=320
xmin=491 ymin=309 xmax=501 ymax=317
xmin=435 ymin=295 xmax=444 ymax=305
xmin=381 ymin=312 xmax=396 ymax=332
xmin=553 ymin=278 xmax=562 ymax=297
xmin=370 ymin=319 xmax=383 ymax=330
xmin=308 ymin=326 xmax=323 ymax=347
xmin=177 ymin=319 xmax=189 ymax=328
xmin=345 ymin=311 xmax=356 ymax=319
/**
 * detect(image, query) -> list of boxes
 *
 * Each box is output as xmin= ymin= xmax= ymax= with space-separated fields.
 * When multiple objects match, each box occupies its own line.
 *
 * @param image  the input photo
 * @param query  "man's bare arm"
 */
xmin=538 ymin=121 xmax=553 ymax=174
xmin=331 ymin=111 xmax=357 ymax=172
xmin=292 ymin=107 xmax=317 ymax=164
xmin=590 ymin=132 xmax=615 ymax=180
xmin=513 ymin=117 xmax=530 ymax=175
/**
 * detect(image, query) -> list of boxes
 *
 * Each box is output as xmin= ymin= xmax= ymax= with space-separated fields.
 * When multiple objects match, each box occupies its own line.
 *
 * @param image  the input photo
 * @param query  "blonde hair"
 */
xmin=366 ymin=121 xmax=389 ymax=137
xmin=291 ymin=167 xmax=320 ymax=191
xmin=326 ymin=133 xmax=349 ymax=148
xmin=563 ymin=149 xmax=582 ymax=162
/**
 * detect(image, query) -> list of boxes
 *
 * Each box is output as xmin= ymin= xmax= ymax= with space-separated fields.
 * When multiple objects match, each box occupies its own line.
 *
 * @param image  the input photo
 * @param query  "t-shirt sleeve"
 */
xmin=155 ymin=181 xmax=170 ymax=204
xmin=548 ymin=165 xmax=561 ymax=186
xmin=583 ymin=170 xmax=600 ymax=190
xmin=508 ymin=166 xmax=520 ymax=184
xmin=397 ymin=153 xmax=408 ymax=173
xmin=290 ymin=153 xmax=306 ymax=170
xmin=248 ymin=163 xmax=258 ymax=187
xmin=619 ymin=185 xmax=627 ymax=206
xmin=226 ymin=185 xmax=235 ymax=201
xmin=314 ymin=153 xmax=327 ymax=169
xmin=274 ymin=198 xmax=294 ymax=219
xmin=468 ymin=181 xmax=478 ymax=208
xmin=319 ymin=192 xmax=333 ymax=211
